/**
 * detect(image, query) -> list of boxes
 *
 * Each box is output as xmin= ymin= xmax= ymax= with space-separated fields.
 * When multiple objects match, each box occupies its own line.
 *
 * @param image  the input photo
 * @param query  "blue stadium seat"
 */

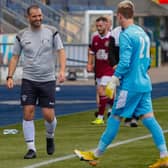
xmin=49 ymin=0 xmax=66 ymax=10
xmin=89 ymin=0 xmax=106 ymax=10
xmin=6 ymin=0 xmax=25 ymax=16
xmin=67 ymin=0 xmax=89 ymax=12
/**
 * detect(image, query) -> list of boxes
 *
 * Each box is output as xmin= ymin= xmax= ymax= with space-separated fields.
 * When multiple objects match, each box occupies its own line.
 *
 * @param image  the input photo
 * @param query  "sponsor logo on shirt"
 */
xmin=22 ymin=95 xmax=27 ymax=102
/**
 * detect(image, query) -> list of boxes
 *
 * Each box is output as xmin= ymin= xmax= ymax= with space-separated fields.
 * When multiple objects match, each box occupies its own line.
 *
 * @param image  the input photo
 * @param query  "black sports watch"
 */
xmin=6 ymin=76 xmax=13 ymax=80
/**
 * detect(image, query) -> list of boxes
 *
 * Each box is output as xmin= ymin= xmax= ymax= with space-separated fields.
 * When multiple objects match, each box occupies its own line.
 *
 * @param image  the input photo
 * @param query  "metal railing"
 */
xmin=2 ymin=8 xmax=28 ymax=29
xmin=0 ymin=18 xmax=19 ymax=33
xmin=0 ymin=42 xmax=89 ymax=83
xmin=0 ymin=42 xmax=88 ymax=67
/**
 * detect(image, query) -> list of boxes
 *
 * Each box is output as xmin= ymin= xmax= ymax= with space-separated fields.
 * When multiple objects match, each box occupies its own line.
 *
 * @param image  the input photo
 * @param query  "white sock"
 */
xmin=94 ymin=149 xmax=103 ymax=158
xmin=23 ymin=120 xmax=36 ymax=151
xmin=45 ymin=117 xmax=57 ymax=139
xmin=160 ymin=152 xmax=168 ymax=158
xmin=97 ymin=115 xmax=104 ymax=120
xmin=108 ymin=108 xmax=112 ymax=113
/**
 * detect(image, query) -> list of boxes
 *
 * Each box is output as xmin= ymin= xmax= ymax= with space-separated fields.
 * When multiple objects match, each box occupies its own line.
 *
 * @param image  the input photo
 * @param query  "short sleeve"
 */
xmin=12 ymin=35 xmax=22 ymax=56
xmin=53 ymin=33 xmax=64 ymax=50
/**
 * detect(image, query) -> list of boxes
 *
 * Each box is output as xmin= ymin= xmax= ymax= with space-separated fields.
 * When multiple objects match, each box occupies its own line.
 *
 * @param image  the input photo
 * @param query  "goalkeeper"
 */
xmin=108 ymin=25 xmax=139 ymax=127
xmin=74 ymin=1 xmax=168 ymax=167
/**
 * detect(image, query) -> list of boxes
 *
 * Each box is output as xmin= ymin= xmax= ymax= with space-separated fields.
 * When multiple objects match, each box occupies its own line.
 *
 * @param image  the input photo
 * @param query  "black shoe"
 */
xmin=94 ymin=111 xmax=98 ymax=118
xmin=124 ymin=118 xmax=132 ymax=127
xmin=46 ymin=138 xmax=55 ymax=155
xmin=24 ymin=149 xmax=36 ymax=159
xmin=107 ymin=112 xmax=111 ymax=118
xmin=130 ymin=119 xmax=138 ymax=127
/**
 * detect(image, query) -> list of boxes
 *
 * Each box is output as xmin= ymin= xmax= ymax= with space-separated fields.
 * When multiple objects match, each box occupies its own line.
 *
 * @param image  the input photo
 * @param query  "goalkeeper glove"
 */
xmin=105 ymin=76 xmax=120 ymax=99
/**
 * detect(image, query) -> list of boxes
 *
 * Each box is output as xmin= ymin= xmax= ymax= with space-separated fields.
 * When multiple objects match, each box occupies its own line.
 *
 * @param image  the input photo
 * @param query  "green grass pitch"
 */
xmin=0 ymin=97 xmax=168 ymax=168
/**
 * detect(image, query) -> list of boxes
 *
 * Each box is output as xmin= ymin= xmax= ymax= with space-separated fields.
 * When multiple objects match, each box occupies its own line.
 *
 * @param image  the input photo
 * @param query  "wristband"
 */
xmin=6 ymin=76 xmax=13 ymax=81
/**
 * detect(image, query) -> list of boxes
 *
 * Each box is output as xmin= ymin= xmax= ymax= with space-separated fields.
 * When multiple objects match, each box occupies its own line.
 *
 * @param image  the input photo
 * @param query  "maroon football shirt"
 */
xmin=90 ymin=32 xmax=115 ymax=78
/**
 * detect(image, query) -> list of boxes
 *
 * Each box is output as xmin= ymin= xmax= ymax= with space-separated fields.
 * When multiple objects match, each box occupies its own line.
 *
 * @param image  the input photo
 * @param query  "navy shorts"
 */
xmin=21 ymin=79 xmax=56 ymax=108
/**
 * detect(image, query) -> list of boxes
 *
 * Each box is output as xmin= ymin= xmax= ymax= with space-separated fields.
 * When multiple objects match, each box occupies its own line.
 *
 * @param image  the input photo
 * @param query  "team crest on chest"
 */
xmin=104 ymin=41 xmax=109 ymax=47
xmin=94 ymin=42 xmax=98 ymax=46
xmin=22 ymin=95 xmax=27 ymax=102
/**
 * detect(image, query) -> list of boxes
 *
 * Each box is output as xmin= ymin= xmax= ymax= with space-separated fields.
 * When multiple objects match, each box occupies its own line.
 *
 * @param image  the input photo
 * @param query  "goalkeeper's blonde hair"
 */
xmin=117 ymin=0 xmax=135 ymax=19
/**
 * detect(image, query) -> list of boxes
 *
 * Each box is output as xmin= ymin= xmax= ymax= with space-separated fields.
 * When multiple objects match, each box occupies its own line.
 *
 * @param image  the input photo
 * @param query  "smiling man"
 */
xmin=6 ymin=4 xmax=66 ymax=159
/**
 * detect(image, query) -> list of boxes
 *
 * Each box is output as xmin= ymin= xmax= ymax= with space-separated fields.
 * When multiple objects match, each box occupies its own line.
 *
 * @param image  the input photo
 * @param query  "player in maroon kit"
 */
xmin=87 ymin=16 xmax=116 ymax=124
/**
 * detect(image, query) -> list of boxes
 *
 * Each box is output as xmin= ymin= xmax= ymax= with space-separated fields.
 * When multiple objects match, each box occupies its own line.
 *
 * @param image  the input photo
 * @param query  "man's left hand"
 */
xmin=105 ymin=76 xmax=120 ymax=99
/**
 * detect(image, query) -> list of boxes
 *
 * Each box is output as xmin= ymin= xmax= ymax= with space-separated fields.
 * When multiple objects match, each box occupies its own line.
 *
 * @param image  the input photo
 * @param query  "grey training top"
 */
xmin=13 ymin=24 xmax=64 ymax=82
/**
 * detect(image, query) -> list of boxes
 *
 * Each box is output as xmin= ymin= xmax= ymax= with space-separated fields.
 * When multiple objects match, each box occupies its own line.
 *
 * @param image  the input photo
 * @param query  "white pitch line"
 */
xmin=23 ymin=154 xmax=76 ymax=168
xmin=0 ymin=100 xmax=96 ymax=105
xmin=24 ymin=130 xmax=168 ymax=168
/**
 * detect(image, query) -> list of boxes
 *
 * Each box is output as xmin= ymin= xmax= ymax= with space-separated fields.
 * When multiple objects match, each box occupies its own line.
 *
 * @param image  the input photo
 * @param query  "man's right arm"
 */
xmin=6 ymin=55 xmax=20 ymax=89
xmin=57 ymin=48 xmax=66 ymax=83
xmin=87 ymin=49 xmax=93 ymax=72
xmin=87 ymin=46 xmax=94 ymax=72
